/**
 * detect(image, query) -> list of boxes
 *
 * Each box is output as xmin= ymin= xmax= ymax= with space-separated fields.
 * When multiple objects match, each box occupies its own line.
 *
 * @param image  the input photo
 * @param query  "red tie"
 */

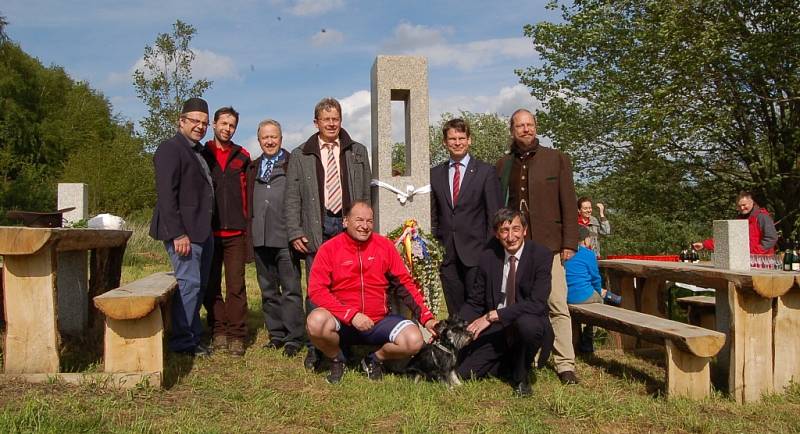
xmin=452 ymin=162 xmax=461 ymax=205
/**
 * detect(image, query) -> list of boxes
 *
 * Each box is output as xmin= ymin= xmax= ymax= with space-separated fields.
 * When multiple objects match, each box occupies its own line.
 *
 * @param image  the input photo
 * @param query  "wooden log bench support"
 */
xmin=569 ymin=303 xmax=726 ymax=400
xmin=676 ymin=296 xmax=716 ymax=330
xmin=93 ymin=272 xmax=177 ymax=388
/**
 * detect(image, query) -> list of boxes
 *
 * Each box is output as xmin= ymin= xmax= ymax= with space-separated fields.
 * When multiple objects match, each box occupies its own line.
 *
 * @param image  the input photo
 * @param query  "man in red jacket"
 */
xmin=306 ymin=201 xmax=439 ymax=383
xmin=692 ymin=191 xmax=779 ymax=255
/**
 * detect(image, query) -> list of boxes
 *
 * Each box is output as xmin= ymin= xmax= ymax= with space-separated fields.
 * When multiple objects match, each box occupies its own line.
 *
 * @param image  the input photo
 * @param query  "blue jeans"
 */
xmin=165 ymin=236 xmax=214 ymax=352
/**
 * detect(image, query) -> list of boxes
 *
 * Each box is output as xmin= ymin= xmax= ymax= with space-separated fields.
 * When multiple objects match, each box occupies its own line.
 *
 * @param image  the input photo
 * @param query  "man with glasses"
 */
xmin=496 ymin=109 xmax=581 ymax=385
xmin=284 ymin=97 xmax=372 ymax=370
xmin=150 ymin=97 xmax=215 ymax=357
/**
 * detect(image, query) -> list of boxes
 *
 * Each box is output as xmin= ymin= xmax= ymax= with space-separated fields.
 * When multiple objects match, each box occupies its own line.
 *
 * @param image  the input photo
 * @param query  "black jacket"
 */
xmin=203 ymin=141 xmax=251 ymax=232
xmin=149 ymin=133 xmax=214 ymax=242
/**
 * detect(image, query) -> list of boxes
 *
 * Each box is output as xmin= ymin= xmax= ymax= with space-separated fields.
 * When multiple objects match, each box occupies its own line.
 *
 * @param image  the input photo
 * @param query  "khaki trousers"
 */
xmin=548 ymin=252 xmax=575 ymax=373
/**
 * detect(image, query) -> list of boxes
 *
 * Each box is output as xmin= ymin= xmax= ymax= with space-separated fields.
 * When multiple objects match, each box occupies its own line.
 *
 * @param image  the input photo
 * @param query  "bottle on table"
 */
xmin=793 ymin=242 xmax=800 ymax=271
xmin=783 ymin=247 xmax=793 ymax=272
xmin=679 ymin=249 xmax=688 ymax=263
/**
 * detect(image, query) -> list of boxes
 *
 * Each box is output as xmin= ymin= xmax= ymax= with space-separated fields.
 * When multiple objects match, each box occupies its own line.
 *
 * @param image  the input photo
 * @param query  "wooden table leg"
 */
xmin=612 ymin=272 xmax=638 ymax=350
xmin=727 ymin=282 xmax=774 ymax=403
xmin=89 ymin=246 xmax=126 ymax=328
xmin=3 ymin=249 xmax=60 ymax=373
xmin=773 ymin=286 xmax=800 ymax=392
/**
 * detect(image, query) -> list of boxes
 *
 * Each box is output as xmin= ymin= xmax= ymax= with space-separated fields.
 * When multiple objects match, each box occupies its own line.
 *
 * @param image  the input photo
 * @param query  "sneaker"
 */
xmin=326 ymin=358 xmax=346 ymax=384
xmin=604 ymin=291 xmax=623 ymax=306
xmin=283 ymin=343 xmax=302 ymax=358
xmin=211 ymin=335 xmax=228 ymax=352
xmin=361 ymin=354 xmax=384 ymax=381
xmin=229 ymin=339 xmax=245 ymax=357
xmin=558 ymin=370 xmax=580 ymax=385
xmin=304 ymin=348 xmax=321 ymax=371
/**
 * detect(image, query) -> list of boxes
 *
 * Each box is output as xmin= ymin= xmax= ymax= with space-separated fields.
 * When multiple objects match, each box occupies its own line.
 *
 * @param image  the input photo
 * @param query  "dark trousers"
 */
xmin=254 ymin=246 xmax=305 ymax=346
xmin=165 ymin=236 xmax=213 ymax=352
xmin=457 ymin=313 xmax=553 ymax=384
xmin=204 ymin=234 xmax=248 ymax=340
xmin=439 ymin=256 xmax=478 ymax=317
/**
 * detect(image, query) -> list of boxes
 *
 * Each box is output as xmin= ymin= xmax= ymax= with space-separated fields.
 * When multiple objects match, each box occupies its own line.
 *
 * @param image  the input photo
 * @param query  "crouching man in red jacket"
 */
xmin=306 ymin=201 xmax=439 ymax=384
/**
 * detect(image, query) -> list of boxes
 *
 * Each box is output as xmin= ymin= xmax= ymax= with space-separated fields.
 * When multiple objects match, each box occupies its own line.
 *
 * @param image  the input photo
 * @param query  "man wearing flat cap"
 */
xmin=150 ymin=97 xmax=216 ymax=357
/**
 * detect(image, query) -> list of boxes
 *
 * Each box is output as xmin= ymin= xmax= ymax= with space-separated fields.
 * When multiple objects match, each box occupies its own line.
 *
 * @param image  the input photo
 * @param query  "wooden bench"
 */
xmin=569 ymin=303 xmax=726 ymax=399
xmin=92 ymin=272 xmax=177 ymax=388
xmin=676 ymin=296 xmax=716 ymax=330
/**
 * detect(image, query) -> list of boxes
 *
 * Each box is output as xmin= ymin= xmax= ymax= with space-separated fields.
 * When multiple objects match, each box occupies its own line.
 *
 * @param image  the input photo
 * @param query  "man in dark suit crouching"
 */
xmin=457 ymin=208 xmax=554 ymax=396
xmin=150 ymin=98 xmax=215 ymax=357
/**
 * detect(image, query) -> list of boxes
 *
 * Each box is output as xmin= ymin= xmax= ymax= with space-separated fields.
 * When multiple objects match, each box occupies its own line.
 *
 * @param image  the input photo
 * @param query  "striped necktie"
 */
xmin=324 ymin=143 xmax=342 ymax=214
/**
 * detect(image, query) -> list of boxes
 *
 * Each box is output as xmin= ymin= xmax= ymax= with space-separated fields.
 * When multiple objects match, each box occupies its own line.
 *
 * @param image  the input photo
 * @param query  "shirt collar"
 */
xmin=449 ymin=153 xmax=471 ymax=168
xmin=318 ymin=137 xmax=341 ymax=149
xmin=504 ymin=243 xmax=525 ymax=263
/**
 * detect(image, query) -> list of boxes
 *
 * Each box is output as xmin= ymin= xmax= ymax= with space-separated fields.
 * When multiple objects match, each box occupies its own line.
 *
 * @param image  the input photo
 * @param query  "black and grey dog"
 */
xmin=406 ymin=316 xmax=473 ymax=386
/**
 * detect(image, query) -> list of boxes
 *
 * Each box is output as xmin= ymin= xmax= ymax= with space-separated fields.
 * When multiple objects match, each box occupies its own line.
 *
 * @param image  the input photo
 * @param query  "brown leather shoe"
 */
xmin=229 ymin=339 xmax=245 ymax=357
xmin=212 ymin=335 xmax=228 ymax=352
xmin=558 ymin=370 xmax=579 ymax=385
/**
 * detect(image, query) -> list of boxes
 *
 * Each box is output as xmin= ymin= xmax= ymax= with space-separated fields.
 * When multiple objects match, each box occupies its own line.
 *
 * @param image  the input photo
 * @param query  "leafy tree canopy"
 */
xmin=519 ymin=0 xmax=800 ymax=239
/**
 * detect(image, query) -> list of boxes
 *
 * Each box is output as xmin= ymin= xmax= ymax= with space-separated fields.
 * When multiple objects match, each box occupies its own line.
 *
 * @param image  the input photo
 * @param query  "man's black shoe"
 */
xmin=175 ymin=344 xmax=211 ymax=358
xmin=304 ymin=348 xmax=321 ymax=370
xmin=513 ymin=381 xmax=532 ymax=397
xmin=326 ymin=359 xmax=346 ymax=384
xmin=263 ymin=339 xmax=284 ymax=350
xmin=558 ymin=370 xmax=579 ymax=385
xmin=283 ymin=343 xmax=301 ymax=358
xmin=361 ymin=354 xmax=384 ymax=381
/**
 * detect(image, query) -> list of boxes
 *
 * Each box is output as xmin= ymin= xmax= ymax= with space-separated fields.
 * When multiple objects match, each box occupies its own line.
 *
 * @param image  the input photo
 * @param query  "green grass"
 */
xmin=1 ymin=225 xmax=799 ymax=433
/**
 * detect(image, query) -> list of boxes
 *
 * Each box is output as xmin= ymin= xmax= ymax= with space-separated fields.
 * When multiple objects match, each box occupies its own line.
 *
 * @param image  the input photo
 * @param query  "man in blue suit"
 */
xmin=149 ymin=97 xmax=215 ymax=356
xmin=430 ymin=118 xmax=502 ymax=316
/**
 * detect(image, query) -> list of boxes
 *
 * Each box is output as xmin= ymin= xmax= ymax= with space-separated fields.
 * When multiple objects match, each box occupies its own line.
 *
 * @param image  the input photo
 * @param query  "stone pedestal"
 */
xmin=713 ymin=220 xmax=750 ymax=271
xmin=370 ymin=56 xmax=431 ymax=233
xmin=57 ymin=183 xmax=90 ymax=335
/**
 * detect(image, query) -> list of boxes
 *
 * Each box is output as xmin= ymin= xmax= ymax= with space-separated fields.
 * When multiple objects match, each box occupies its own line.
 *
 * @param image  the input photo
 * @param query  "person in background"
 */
xmin=565 ymin=226 xmax=621 ymax=353
xmin=577 ymin=197 xmax=610 ymax=257
xmin=247 ymin=119 xmax=305 ymax=358
xmin=203 ymin=106 xmax=251 ymax=357
xmin=692 ymin=191 xmax=778 ymax=255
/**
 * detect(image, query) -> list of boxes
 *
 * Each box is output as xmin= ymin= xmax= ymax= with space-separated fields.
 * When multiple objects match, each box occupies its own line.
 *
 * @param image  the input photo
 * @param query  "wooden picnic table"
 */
xmin=598 ymin=259 xmax=800 ymax=403
xmin=0 ymin=226 xmax=131 ymax=375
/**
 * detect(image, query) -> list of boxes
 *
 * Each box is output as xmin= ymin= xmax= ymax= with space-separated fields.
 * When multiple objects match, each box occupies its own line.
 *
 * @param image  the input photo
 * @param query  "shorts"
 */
xmin=334 ymin=314 xmax=415 ymax=347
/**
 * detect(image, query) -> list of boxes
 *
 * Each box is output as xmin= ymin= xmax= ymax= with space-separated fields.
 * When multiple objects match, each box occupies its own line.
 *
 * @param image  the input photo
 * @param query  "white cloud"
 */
xmin=430 ymin=84 xmax=543 ymax=120
xmin=339 ymin=90 xmax=372 ymax=146
xmin=106 ymin=47 xmax=238 ymax=86
xmin=289 ymin=0 xmax=344 ymax=16
xmin=381 ymin=22 xmax=536 ymax=71
xmin=310 ymin=28 xmax=344 ymax=47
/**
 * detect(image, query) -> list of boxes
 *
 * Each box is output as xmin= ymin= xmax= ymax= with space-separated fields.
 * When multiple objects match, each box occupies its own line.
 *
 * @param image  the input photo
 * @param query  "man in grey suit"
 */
xmin=247 ymin=119 xmax=304 ymax=357
xmin=284 ymin=97 xmax=372 ymax=369
xmin=430 ymin=118 xmax=502 ymax=316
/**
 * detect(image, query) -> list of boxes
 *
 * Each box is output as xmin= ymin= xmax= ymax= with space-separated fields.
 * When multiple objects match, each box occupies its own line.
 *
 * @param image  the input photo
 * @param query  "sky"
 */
xmin=2 ymin=0 xmax=558 ymax=157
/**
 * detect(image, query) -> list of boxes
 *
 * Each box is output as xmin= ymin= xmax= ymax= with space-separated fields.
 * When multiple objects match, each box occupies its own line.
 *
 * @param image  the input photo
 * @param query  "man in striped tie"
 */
xmin=284 ymin=97 xmax=372 ymax=370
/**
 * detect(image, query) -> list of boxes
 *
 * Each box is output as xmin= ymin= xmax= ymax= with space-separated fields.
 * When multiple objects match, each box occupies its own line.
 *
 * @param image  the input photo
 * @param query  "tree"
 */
xmin=133 ymin=20 xmax=211 ymax=150
xmin=0 ymin=14 xmax=9 ymax=45
xmin=429 ymin=111 xmax=509 ymax=166
xmin=518 ymin=0 xmax=800 ymax=240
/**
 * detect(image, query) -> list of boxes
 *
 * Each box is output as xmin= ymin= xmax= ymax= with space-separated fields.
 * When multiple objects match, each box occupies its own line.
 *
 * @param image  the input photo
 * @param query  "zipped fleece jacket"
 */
xmin=308 ymin=232 xmax=435 ymax=327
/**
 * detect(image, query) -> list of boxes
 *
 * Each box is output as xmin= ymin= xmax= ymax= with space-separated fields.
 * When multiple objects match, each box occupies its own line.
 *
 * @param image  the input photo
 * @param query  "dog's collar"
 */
xmin=432 ymin=341 xmax=455 ymax=357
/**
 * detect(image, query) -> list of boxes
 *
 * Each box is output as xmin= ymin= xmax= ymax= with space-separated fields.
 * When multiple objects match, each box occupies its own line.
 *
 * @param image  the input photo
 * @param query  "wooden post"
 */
xmin=665 ymin=340 xmax=711 ymax=399
xmin=773 ymin=286 xmax=800 ymax=392
xmin=728 ymin=283 xmax=774 ymax=403
xmin=3 ymin=249 xmax=60 ymax=373
xmin=89 ymin=246 xmax=126 ymax=327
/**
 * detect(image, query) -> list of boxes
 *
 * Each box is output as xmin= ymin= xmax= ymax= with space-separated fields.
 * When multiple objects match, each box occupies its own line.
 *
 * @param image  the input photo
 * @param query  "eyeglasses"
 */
xmin=316 ymin=117 xmax=341 ymax=125
xmin=182 ymin=117 xmax=209 ymax=128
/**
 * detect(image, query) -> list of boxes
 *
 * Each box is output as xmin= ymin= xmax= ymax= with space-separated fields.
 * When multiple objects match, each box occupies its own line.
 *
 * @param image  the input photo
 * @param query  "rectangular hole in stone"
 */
xmin=390 ymin=89 xmax=410 ymax=177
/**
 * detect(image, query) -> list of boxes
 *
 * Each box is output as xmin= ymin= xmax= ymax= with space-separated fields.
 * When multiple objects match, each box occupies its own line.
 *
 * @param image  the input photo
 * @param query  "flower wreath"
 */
xmin=385 ymin=219 xmax=444 ymax=315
